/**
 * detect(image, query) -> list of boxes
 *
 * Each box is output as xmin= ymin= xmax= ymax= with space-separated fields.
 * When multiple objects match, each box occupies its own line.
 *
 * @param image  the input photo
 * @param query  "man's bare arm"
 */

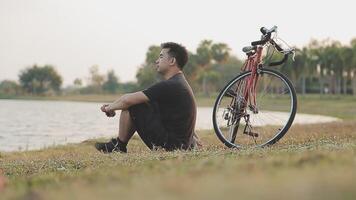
xmin=105 ymin=92 xmax=149 ymax=111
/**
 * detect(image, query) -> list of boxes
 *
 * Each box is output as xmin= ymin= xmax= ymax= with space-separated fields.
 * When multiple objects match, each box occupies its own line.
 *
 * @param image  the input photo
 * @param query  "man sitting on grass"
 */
xmin=95 ymin=42 xmax=198 ymax=153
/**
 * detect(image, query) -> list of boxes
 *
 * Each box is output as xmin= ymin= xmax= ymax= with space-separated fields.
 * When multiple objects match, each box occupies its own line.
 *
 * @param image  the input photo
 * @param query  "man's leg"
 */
xmin=117 ymin=109 xmax=136 ymax=143
xmin=95 ymin=109 xmax=136 ymax=153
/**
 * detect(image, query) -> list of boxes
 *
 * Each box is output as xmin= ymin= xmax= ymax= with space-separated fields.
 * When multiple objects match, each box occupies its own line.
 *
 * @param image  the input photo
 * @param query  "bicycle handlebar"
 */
xmin=249 ymin=26 xmax=294 ymax=66
xmin=251 ymin=26 xmax=277 ymax=47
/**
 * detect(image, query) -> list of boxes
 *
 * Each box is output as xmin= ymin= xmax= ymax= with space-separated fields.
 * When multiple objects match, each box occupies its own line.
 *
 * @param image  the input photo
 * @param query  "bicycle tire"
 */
xmin=212 ymin=68 xmax=297 ymax=148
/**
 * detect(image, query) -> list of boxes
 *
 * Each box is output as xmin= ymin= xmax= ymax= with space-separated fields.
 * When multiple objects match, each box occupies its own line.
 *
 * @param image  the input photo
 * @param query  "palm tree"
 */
xmin=350 ymin=38 xmax=356 ymax=95
xmin=196 ymin=40 xmax=213 ymax=96
xmin=211 ymin=43 xmax=230 ymax=64
xmin=339 ymin=46 xmax=353 ymax=94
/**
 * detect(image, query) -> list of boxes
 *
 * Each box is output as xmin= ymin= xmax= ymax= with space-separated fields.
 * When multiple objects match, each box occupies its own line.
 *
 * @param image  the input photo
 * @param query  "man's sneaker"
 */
xmin=95 ymin=138 xmax=127 ymax=153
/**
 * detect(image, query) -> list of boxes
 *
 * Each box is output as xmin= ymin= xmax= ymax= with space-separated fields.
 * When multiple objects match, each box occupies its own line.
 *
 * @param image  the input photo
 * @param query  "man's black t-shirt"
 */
xmin=142 ymin=72 xmax=196 ymax=148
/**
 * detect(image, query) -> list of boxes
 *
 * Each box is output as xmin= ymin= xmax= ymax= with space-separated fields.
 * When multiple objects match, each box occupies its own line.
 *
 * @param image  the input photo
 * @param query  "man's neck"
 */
xmin=163 ymin=69 xmax=182 ymax=80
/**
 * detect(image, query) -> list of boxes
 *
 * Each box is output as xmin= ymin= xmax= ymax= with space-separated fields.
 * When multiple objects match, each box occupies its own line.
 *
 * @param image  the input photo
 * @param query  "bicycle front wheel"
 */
xmin=212 ymin=68 xmax=297 ymax=148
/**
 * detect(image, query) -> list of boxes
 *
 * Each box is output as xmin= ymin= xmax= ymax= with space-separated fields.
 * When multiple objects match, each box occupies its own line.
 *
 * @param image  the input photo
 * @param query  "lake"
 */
xmin=0 ymin=99 xmax=122 ymax=152
xmin=0 ymin=99 xmax=339 ymax=152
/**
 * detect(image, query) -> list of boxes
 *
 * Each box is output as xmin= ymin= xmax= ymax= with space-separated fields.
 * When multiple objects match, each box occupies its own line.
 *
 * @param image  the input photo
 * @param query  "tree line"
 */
xmin=1 ymin=38 xmax=356 ymax=97
xmin=279 ymin=38 xmax=356 ymax=95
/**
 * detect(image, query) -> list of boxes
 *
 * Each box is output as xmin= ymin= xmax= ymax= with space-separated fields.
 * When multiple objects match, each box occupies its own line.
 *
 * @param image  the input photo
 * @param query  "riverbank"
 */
xmin=1 ymin=120 xmax=356 ymax=199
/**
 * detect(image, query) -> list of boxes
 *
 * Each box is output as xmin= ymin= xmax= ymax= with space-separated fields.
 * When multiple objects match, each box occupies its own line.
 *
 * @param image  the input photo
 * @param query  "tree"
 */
xmin=339 ymin=46 xmax=353 ymax=94
xmin=196 ymin=40 xmax=213 ymax=96
xmin=0 ymin=80 xmax=22 ymax=96
xmin=19 ymin=64 xmax=62 ymax=95
xmin=88 ymin=65 xmax=104 ymax=86
xmin=211 ymin=43 xmax=230 ymax=64
xmin=183 ymin=52 xmax=200 ymax=91
xmin=196 ymin=40 xmax=213 ymax=68
xmin=103 ymin=70 xmax=120 ymax=94
xmin=120 ymin=81 xmax=138 ymax=93
xmin=73 ymin=78 xmax=82 ymax=87
xmin=212 ymin=56 xmax=243 ymax=90
xmin=195 ymin=40 xmax=234 ymax=96
xmin=136 ymin=45 xmax=161 ymax=89
xmin=87 ymin=65 xmax=104 ymax=93
xmin=351 ymin=38 xmax=356 ymax=95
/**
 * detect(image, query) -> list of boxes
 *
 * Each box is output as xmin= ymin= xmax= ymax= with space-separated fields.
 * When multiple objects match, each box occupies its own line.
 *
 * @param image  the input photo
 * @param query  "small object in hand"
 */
xmin=106 ymin=111 xmax=116 ymax=117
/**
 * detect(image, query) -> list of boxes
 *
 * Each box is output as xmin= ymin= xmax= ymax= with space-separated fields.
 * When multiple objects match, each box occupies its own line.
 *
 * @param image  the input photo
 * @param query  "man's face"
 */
xmin=155 ymin=48 xmax=174 ymax=74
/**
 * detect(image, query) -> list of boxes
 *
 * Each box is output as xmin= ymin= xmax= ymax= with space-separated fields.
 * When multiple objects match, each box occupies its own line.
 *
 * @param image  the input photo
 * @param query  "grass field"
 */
xmin=0 ymin=95 xmax=355 ymax=199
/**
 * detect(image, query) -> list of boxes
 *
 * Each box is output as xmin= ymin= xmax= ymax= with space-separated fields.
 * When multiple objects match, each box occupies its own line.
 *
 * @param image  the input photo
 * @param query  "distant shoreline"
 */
xmin=0 ymin=94 xmax=217 ymax=107
xmin=0 ymin=94 xmax=122 ymax=103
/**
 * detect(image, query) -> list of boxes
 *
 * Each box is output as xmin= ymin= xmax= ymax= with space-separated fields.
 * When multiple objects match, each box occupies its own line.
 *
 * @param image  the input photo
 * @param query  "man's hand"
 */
xmin=100 ymin=92 xmax=149 ymax=116
xmin=101 ymin=104 xmax=116 ymax=117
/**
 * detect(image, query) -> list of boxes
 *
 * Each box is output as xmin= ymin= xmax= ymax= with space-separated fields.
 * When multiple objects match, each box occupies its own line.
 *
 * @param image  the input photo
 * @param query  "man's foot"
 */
xmin=95 ymin=138 xmax=127 ymax=153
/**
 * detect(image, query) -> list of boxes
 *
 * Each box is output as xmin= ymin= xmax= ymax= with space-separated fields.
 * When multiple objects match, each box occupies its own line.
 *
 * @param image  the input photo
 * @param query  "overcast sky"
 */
xmin=0 ymin=0 xmax=355 ymax=86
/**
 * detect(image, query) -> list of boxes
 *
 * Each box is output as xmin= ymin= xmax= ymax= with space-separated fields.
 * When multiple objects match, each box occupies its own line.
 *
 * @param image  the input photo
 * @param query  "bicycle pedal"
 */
xmin=244 ymin=131 xmax=259 ymax=137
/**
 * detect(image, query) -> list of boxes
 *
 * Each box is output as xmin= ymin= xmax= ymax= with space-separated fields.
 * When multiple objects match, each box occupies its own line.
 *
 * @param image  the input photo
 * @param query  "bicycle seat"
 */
xmin=242 ymin=46 xmax=256 ymax=53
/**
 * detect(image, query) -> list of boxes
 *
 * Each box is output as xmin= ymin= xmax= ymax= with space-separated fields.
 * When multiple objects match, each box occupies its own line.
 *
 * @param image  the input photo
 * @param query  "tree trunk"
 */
xmin=352 ymin=75 xmax=356 ymax=96
xmin=342 ymin=76 xmax=347 ymax=95
xmin=301 ymin=76 xmax=306 ymax=95
xmin=319 ymin=76 xmax=324 ymax=95
xmin=335 ymin=77 xmax=340 ymax=94
xmin=202 ymin=75 xmax=207 ymax=97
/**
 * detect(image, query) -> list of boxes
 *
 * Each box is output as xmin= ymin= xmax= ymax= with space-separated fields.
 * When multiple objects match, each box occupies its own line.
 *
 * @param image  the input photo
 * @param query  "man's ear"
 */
xmin=170 ymin=57 xmax=176 ymax=66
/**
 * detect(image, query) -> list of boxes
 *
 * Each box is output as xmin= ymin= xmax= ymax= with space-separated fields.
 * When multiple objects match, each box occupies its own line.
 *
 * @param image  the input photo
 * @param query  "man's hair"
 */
xmin=161 ymin=42 xmax=188 ymax=69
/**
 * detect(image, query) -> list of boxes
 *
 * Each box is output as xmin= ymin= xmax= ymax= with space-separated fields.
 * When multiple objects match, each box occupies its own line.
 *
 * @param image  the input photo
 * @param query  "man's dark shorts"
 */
xmin=129 ymin=103 xmax=183 ymax=151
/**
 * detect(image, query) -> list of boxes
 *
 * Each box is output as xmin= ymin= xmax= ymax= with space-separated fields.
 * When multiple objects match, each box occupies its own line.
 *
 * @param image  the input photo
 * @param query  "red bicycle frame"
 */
xmin=235 ymin=46 xmax=264 ymax=112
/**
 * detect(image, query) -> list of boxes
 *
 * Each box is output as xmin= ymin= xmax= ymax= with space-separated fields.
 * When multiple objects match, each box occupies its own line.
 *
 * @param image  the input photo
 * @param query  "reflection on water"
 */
xmin=0 ymin=99 xmax=119 ymax=152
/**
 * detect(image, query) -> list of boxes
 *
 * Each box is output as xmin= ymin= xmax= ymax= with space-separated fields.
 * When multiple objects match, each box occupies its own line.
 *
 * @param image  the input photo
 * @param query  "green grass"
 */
xmin=1 ymin=120 xmax=356 ymax=200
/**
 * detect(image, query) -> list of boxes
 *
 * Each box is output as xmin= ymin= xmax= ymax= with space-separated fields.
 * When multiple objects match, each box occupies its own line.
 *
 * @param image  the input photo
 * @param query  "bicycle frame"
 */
xmin=225 ymin=47 xmax=264 ymax=142
xmin=243 ymin=46 xmax=263 ymax=110
xmin=231 ymin=46 xmax=263 ymax=115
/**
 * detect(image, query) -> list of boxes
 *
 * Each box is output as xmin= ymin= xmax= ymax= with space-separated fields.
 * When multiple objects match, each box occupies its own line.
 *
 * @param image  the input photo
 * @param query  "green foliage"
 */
xmin=211 ymin=43 xmax=230 ymax=63
xmin=136 ymin=65 xmax=158 ymax=90
xmin=212 ymin=56 xmax=243 ymax=89
xmin=102 ymin=70 xmax=120 ymax=94
xmin=278 ymin=38 xmax=356 ymax=95
xmin=0 ymin=80 xmax=22 ymax=96
xmin=136 ymin=45 xmax=161 ymax=89
xmin=18 ymin=65 xmax=62 ymax=95
xmin=73 ymin=78 xmax=82 ymax=87
xmin=145 ymin=45 xmax=161 ymax=64
xmin=194 ymin=40 xmax=236 ymax=96
xmin=87 ymin=65 xmax=104 ymax=93
xmin=119 ymin=82 xmax=138 ymax=93
xmin=196 ymin=40 xmax=213 ymax=67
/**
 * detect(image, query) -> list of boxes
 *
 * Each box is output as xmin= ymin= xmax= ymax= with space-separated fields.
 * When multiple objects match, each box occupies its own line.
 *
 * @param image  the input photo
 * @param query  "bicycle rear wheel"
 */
xmin=212 ymin=68 xmax=297 ymax=148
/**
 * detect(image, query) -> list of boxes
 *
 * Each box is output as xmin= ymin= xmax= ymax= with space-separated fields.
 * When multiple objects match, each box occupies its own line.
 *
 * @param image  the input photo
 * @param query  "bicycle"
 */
xmin=212 ymin=26 xmax=297 ymax=148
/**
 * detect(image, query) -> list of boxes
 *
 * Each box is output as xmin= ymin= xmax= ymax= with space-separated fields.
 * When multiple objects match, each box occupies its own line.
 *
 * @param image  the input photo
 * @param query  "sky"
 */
xmin=0 ymin=0 xmax=355 ymax=86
